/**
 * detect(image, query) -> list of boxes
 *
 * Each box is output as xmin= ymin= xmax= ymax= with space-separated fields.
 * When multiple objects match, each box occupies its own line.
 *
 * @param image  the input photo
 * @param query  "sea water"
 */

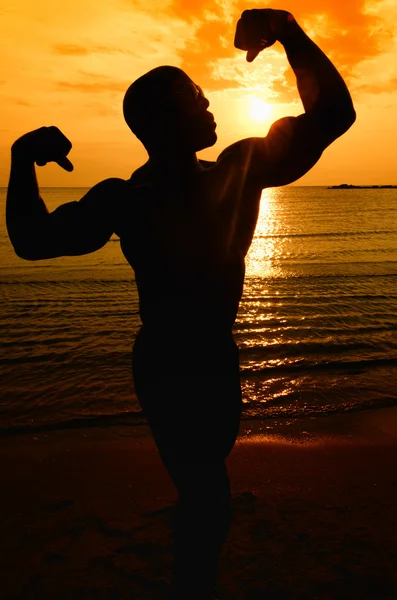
xmin=1 ymin=186 xmax=396 ymax=433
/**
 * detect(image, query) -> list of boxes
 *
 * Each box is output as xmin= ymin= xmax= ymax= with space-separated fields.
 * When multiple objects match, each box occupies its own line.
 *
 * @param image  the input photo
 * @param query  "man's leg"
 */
xmin=166 ymin=459 xmax=233 ymax=600
xmin=134 ymin=373 xmax=242 ymax=600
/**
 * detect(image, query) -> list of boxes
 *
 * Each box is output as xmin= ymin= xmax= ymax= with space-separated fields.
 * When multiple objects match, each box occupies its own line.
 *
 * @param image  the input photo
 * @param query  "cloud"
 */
xmin=0 ymin=95 xmax=32 ymax=107
xmin=208 ymin=47 xmax=289 ymax=96
xmin=49 ymin=0 xmax=395 ymax=111
xmin=57 ymin=74 xmax=129 ymax=93
xmin=12 ymin=98 xmax=32 ymax=107
xmin=47 ymin=4 xmax=197 ymax=87
xmin=354 ymin=78 xmax=397 ymax=95
xmin=123 ymin=0 xmax=397 ymax=102
xmin=28 ymin=0 xmax=397 ymax=107
xmin=53 ymin=43 xmax=146 ymax=56
xmin=53 ymin=44 xmax=91 ymax=56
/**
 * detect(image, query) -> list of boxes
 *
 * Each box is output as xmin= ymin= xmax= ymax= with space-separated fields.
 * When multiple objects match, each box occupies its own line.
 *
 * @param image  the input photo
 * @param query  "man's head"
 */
xmin=123 ymin=66 xmax=217 ymax=155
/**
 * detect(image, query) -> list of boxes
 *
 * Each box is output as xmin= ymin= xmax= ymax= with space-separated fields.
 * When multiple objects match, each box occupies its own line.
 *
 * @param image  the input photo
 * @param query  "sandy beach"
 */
xmin=1 ymin=407 xmax=397 ymax=600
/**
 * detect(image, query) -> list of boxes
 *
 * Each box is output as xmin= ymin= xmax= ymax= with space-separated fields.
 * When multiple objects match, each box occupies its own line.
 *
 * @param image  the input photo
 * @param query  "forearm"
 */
xmin=6 ymin=149 xmax=49 ymax=259
xmin=280 ymin=19 xmax=355 ymax=120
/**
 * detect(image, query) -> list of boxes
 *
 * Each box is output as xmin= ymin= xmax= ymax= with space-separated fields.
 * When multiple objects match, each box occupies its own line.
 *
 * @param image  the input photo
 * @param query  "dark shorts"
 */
xmin=132 ymin=326 xmax=242 ymax=466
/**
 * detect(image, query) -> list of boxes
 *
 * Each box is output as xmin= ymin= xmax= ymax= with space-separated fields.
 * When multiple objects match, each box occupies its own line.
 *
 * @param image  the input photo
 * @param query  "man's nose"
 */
xmin=201 ymin=96 xmax=210 ymax=110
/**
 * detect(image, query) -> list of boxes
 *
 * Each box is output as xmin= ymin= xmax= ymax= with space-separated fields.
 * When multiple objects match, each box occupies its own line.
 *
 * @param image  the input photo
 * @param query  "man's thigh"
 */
xmin=135 ymin=374 xmax=242 ymax=464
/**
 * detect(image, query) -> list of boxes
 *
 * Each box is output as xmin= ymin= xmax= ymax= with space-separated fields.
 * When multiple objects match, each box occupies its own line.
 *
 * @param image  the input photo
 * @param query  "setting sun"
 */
xmin=0 ymin=0 xmax=396 ymax=187
xmin=249 ymin=98 xmax=272 ymax=122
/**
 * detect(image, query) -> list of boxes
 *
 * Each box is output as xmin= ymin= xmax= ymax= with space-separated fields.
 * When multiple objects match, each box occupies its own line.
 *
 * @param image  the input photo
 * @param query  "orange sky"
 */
xmin=1 ymin=0 xmax=396 ymax=186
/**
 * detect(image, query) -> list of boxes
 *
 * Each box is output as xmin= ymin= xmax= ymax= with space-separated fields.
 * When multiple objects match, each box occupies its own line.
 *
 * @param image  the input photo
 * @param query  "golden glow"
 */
xmin=249 ymin=98 xmax=272 ymax=122
xmin=246 ymin=188 xmax=279 ymax=278
xmin=0 ymin=1 xmax=397 ymax=185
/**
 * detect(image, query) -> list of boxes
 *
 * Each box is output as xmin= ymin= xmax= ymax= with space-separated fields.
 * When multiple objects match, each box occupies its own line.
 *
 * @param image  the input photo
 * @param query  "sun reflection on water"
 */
xmin=245 ymin=187 xmax=284 ymax=278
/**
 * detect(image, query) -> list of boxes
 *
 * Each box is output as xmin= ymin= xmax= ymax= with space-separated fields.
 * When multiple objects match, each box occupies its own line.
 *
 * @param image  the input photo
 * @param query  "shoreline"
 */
xmin=238 ymin=404 xmax=397 ymax=444
xmin=2 ymin=403 xmax=397 ymax=444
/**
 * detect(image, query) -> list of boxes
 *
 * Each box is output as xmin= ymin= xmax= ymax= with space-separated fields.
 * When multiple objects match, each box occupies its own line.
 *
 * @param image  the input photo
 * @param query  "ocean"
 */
xmin=1 ymin=185 xmax=396 ymax=434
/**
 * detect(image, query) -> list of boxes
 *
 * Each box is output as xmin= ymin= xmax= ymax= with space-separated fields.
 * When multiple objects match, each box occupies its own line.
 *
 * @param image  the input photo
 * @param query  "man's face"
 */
xmin=154 ymin=75 xmax=217 ymax=152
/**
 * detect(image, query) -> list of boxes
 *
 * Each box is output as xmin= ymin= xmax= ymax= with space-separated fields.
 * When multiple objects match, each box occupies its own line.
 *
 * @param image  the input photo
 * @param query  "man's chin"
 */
xmin=196 ymin=132 xmax=217 ymax=151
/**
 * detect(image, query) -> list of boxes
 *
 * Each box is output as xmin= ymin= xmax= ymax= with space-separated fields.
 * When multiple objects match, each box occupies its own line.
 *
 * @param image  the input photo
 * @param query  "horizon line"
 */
xmin=2 ymin=184 xmax=397 ymax=189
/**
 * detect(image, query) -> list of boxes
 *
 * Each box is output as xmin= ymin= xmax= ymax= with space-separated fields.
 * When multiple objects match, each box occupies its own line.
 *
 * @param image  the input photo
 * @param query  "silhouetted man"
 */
xmin=6 ymin=8 xmax=355 ymax=599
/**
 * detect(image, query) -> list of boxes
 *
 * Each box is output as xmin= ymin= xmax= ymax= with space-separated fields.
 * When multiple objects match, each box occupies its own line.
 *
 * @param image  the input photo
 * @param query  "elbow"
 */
xmin=6 ymin=221 xmax=44 ymax=260
xmin=333 ymin=111 xmax=355 ymax=139
xmin=337 ymin=97 xmax=357 ymax=133
xmin=7 ymin=225 xmax=51 ymax=260
xmin=339 ymin=108 xmax=356 ymax=138
xmin=325 ymin=105 xmax=356 ymax=141
xmin=14 ymin=247 xmax=41 ymax=261
xmin=315 ymin=95 xmax=356 ymax=139
xmin=10 ymin=239 xmax=44 ymax=261
xmin=344 ymin=106 xmax=356 ymax=130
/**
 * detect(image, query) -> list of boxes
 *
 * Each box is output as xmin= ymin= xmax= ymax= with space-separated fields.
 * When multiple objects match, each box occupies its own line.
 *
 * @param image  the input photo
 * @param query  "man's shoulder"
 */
xmin=93 ymin=176 xmax=150 ymax=205
xmin=213 ymin=139 xmax=266 ymax=189
xmin=78 ymin=178 xmax=138 ymax=229
xmin=89 ymin=178 xmax=129 ymax=215
xmin=88 ymin=177 xmax=128 ymax=201
xmin=216 ymin=138 xmax=263 ymax=166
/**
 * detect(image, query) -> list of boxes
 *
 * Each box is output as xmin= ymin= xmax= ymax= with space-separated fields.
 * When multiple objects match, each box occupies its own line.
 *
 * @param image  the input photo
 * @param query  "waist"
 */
xmin=133 ymin=324 xmax=238 ymax=358
xmin=138 ymin=323 xmax=235 ymax=343
xmin=132 ymin=326 xmax=239 ymax=379
xmin=140 ymin=296 xmax=239 ymax=329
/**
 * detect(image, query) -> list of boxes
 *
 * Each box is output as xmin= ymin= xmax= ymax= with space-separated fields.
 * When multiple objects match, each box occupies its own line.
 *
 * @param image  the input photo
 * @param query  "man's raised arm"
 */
xmin=223 ymin=8 xmax=356 ymax=188
xmin=279 ymin=9 xmax=355 ymax=136
xmin=6 ymin=126 xmax=123 ymax=260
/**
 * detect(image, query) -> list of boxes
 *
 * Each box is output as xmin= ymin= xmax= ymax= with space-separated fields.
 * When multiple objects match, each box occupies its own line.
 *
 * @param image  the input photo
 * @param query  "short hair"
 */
xmin=123 ymin=65 xmax=188 ymax=144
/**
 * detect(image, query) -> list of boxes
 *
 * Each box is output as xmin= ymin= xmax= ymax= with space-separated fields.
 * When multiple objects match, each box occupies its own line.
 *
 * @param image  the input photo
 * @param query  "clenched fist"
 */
xmin=234 ymin=8 xmax=295 ymax=62
xmin=11 ymin=126 xmax=74 ymax=172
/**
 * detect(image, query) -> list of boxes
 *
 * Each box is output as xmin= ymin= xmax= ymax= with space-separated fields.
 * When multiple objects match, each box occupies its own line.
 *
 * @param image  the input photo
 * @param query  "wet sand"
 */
xmin=1 ymin=407 xmax=397 ymax=599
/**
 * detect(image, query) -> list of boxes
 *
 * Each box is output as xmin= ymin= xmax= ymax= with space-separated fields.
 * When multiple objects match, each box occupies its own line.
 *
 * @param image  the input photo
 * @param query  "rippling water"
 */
xmin=1 ymin=186 xmax=396 ymax=433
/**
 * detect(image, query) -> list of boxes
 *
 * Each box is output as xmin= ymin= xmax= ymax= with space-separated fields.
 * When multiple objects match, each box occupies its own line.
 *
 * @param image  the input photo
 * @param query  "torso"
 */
xmin=113 ymin=157 xmax=262 ymax=332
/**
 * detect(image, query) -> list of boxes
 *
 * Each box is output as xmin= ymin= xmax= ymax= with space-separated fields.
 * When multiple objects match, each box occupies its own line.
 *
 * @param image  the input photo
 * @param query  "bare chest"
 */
xmin=118 ymin=163 xmax=261 ymax=270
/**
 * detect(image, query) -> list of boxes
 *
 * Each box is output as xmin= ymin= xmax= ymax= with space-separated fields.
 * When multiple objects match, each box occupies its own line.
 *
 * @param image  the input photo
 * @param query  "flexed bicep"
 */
xmin=247 ymin=114 xmax=328 ymax=189
xmin=29 ymin=178 xmax=125 ymax=259
xmin=216 ymin=112 xmax=329 ymax=193
xmin=46 ymin=201 xmax=112 ymax=257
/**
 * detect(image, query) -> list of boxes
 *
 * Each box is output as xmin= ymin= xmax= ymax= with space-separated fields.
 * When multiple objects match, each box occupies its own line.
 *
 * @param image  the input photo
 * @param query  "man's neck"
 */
xmin=147 ymin=152 xmax=202 ymax=173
